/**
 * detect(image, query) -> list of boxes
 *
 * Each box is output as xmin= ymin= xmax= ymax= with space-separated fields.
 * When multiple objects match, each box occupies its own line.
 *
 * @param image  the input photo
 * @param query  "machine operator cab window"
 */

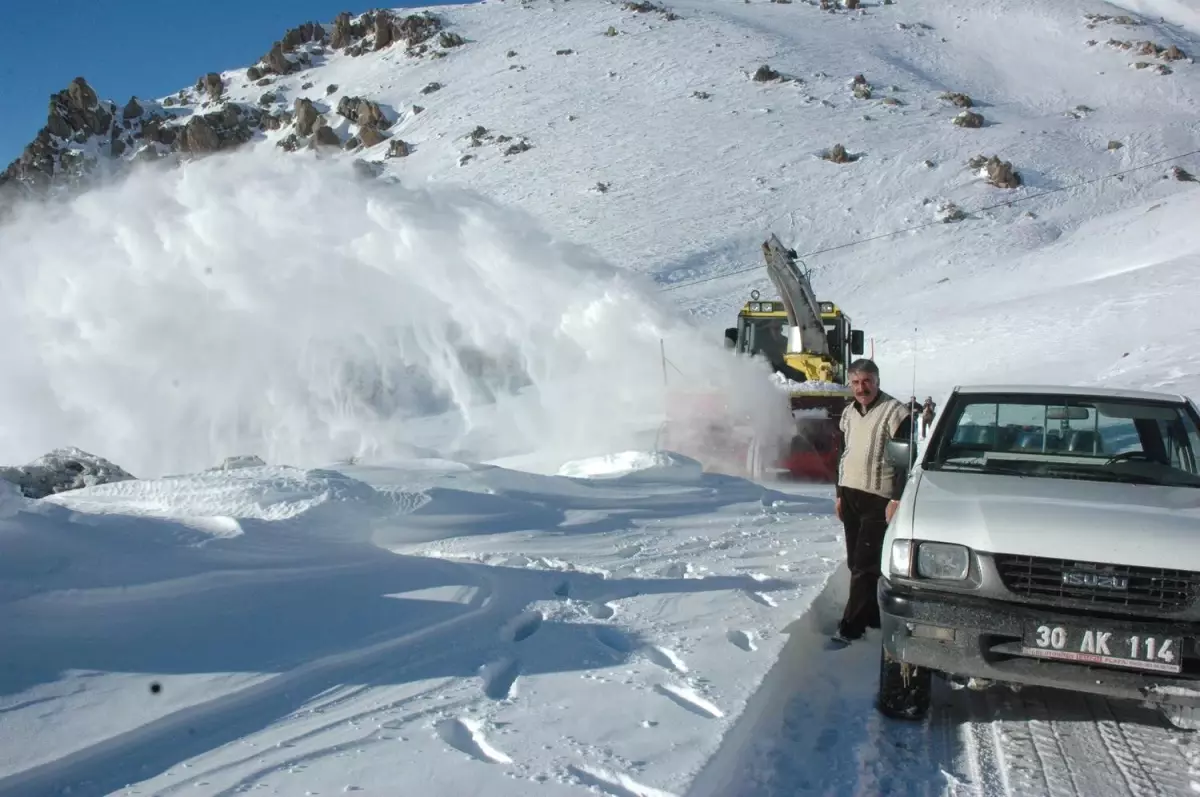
xmin=723 ymin=297 xmax=865 ymax=368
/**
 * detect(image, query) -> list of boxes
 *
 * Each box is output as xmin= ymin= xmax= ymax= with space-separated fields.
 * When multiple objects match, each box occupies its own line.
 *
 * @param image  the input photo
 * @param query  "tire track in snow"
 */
xmin=1018 ymin=690 xmax=1077 ymax=797
xmin=1090 ymin=695 xmax=1195 ymax=795
xmin=684 ymin=567 xmax=1198 ymax=797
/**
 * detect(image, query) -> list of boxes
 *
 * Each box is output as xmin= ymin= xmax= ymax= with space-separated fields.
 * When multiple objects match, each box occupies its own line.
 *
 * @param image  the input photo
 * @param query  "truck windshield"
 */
xmin=926 ymin=394 xmax=1200 ymax=488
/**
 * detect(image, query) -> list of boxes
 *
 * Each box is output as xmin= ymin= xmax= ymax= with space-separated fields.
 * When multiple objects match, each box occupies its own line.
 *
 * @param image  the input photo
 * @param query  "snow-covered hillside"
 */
xmin=1 ymin=0 xmax=1200 ymax=794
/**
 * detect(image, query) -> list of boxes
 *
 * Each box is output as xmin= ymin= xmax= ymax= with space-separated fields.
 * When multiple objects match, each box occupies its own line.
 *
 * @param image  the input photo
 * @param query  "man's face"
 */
xmin=850 ymin=370 xmax=880 ymax=406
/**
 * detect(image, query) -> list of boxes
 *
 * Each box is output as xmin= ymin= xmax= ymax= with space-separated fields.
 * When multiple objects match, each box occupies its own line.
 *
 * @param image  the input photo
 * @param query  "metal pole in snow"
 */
xmin=661 ymin=339 xmax=668 ymax=387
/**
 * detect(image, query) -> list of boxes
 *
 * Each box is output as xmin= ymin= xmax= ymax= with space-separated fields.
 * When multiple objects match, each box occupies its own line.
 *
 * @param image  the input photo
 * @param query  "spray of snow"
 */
xmin=0 ymin=152 xmax=793 ymax=476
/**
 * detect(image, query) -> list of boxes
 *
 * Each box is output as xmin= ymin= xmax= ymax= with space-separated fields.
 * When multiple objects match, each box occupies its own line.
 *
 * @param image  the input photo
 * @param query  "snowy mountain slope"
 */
xmin=1 ymin=0 xmax=1200 ymax=795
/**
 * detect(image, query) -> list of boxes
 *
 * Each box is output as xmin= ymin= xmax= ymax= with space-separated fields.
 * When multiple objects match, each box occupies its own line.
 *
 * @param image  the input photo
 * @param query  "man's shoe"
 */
xmin=826 ymin=624 xmax=863 ymax=648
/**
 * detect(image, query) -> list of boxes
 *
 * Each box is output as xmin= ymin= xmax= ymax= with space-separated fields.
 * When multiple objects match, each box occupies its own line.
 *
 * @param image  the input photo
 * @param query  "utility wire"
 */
xmin=659 ymin=148 xmax=1200 ymax=293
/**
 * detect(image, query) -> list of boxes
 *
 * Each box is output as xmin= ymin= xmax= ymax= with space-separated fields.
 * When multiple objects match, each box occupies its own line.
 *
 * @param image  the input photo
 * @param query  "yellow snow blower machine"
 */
xmin=661 ymin=235 xmax=866 ymax=481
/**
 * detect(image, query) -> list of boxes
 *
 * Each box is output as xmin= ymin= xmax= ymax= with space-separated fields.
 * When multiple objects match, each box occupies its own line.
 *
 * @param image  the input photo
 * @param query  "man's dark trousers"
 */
xmin=839 ymin=486 xmax=890 ymax=638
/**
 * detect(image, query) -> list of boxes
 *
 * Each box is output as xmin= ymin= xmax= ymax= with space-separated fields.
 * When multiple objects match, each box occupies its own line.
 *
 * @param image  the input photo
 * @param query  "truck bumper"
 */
xmin=879 ymin=579 xmax=1200 ymax=708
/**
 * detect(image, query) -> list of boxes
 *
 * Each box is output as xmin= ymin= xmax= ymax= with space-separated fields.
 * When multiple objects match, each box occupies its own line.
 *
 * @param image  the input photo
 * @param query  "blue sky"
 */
xmin=0 ymin=0 xmax=467 ymax=165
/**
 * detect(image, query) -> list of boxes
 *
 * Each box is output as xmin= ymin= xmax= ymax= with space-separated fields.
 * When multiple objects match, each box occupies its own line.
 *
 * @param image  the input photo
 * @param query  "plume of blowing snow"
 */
xmin=0 ymin=152 xmax=792 ymax=477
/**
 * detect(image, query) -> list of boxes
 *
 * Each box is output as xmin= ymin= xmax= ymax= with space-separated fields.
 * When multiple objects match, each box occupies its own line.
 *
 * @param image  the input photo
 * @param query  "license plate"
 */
xmin=1021 ymin=621 xmax=1183 ymax=674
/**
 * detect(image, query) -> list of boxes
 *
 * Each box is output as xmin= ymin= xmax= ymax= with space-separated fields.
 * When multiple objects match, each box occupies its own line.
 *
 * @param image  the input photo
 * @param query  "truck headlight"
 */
xmin=889 ymin=539 xmax=913 ymax=577
xmin=916 ymin=542 xmax=970 ymax=580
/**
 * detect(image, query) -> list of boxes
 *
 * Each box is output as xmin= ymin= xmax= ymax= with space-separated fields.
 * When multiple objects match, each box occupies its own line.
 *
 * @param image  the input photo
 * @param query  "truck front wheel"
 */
xmin=876 ymin=646 xmax=932 ymax=720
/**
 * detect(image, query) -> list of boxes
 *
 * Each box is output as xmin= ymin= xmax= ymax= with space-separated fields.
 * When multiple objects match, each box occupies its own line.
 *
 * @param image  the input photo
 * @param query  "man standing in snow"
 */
xmin=832 ymin=358 xmax=911 ymax=646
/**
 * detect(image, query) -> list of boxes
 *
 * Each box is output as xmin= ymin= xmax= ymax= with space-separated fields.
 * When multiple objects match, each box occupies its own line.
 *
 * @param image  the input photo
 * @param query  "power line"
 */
xmin=659 ymin=147 xmax=1200 ymax=293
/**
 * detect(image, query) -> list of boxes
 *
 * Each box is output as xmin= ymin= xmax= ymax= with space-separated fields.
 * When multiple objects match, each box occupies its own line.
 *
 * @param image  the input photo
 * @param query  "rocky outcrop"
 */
xmin=337 ymin=96 xmax=391 ymax=130
xmin=0 ymin=447 xmax=135 ymax=499
xmin=249 ymin=21 xmax=326 ymax=79
xmin=199 ymin=72 xmax=224 ymax=101
xmin=337 ymin=96 xmax=392 ymax=147
xmin=1 ymin=10 xmax=468 ymax=196
xmin=2 ymin=77 xmax=126 ymax=190
xmin=293 ymin=98 xmax=321 ymax=136
xmin=328 ymin=9 xmax=449 ymax=57
xmin=0 ymin=74 xmax=296 ymax=194
xmin=312 ymin=125 xmax=342 ymax=148
xmin=621 ymin=1 xmax=681 ymax=20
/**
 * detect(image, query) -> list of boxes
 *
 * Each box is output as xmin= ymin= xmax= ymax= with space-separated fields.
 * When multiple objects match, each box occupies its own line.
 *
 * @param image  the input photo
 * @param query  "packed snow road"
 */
xmin=690 ymin=569 xmax=1200 ymax=797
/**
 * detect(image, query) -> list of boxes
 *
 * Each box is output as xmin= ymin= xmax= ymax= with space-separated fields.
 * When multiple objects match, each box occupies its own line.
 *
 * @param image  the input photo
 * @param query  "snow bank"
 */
xmin=42 ymin=464 xmax=396 ymax=542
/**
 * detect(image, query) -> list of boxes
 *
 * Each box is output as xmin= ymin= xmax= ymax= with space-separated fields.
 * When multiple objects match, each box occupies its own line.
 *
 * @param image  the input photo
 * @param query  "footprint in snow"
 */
xmin=653 ymin=682 xmax=724 ymax=719
xmin=480 ymin=656 xmax=521 ymax=701
xmin=500 ymin=609 xmax=543 ymax=642
xmin=587 ymin=601 xmax=616 ymax=619
xmin=593 ymin=625 xmax=634 ymax=654
xmin=727 ymin=629 xmax=757 ymax=652
xmin=435 ymin=716 xmax=513 ymax=764
xmin=566 ymin=763 xmax=680 ymax=797
xmin=742 ymin=589 xmax=778 ymax=608
xmin=659 ymin=561 xmax=693 ymax=579
xmin=644 ymin=645 xmax=689 ymax=675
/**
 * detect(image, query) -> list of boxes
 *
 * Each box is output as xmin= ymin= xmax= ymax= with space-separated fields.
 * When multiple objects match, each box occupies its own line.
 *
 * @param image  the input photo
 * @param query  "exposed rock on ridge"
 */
xmin=0 ymin=9 xmax=462 ymax=197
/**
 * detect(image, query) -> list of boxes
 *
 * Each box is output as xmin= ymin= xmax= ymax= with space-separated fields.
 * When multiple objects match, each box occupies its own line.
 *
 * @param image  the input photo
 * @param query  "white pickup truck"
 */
xmin=876 ymin=384 xmax=1200 ymax=729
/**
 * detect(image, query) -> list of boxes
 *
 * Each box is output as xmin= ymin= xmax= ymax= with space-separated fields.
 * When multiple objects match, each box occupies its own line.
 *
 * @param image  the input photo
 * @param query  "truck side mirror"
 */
xmin=724 ymin=327 xmax=737 ymax=349
xmin=850 ymin=330 xmax=865 ymax=356
xmin=886 ymin=440 xmax=912 ymax=470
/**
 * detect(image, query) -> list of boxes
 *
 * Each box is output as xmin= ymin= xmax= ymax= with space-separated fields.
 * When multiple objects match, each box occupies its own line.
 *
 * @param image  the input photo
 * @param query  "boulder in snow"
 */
xmin=210 ymin=455 xmax=267 ymax=471
xmin=982 ymin=155 xmax=1022 ymax=188
xmin=938 ymin=91 xmax=973 ymax=108
xmin=953 ymin=110 xmax=984 ymax=128
xmin=0 ymin=447 xmax=135 ymax=499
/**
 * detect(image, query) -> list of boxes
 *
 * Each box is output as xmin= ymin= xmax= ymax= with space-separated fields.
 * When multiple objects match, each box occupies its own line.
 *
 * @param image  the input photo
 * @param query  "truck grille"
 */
xmin=993 ymin=554 xmax=1200 ymax=613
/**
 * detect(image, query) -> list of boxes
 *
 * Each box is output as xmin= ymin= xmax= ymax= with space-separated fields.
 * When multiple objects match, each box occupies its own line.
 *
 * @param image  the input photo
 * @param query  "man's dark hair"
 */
xmin=847 ymin=358 xmax=879 ymax=376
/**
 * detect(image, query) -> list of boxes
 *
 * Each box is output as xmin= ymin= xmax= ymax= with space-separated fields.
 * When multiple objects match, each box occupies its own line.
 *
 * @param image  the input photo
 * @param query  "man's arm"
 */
xmin=835 ymin=403 xmax=851 ymax=499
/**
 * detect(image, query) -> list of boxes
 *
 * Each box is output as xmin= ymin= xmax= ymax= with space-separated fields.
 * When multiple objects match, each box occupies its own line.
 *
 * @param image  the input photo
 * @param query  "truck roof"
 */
xmin=952 ymin=383 xmax=1189 ymax=403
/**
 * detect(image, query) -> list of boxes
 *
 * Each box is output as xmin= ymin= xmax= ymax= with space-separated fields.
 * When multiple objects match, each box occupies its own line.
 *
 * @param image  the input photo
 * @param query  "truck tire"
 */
xmin=876 ymin=646 xmax=932 ymax=720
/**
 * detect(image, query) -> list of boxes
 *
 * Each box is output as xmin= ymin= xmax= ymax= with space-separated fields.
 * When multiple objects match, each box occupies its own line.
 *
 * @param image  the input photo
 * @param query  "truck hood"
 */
xmin=911 ymin=469 xmax=1200 ymax=570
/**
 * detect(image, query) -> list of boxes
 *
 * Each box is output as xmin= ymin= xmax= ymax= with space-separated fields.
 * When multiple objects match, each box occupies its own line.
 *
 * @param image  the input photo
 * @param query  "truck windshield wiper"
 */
xmin=930 ymin=461 xmax=1028 ymax=477
xmin=1041 ymin=467 xmax=1162 ymax=486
